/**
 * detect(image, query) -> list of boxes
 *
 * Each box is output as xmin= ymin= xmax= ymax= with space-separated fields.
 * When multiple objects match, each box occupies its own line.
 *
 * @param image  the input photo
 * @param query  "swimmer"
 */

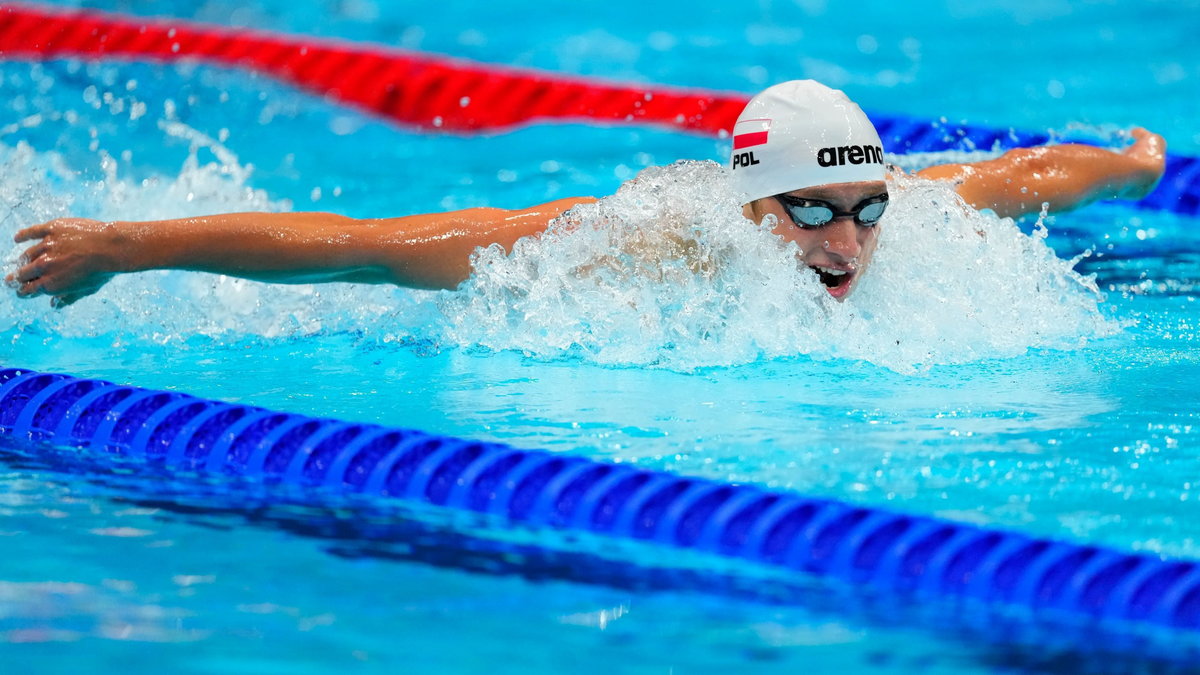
xmin=6 ymin=80 xmax=1165 ymax=307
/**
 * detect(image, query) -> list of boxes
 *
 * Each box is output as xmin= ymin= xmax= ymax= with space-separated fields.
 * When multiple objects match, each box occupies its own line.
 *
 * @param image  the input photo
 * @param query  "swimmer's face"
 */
xmin=744 ymin=180 xmax=887 ymax=301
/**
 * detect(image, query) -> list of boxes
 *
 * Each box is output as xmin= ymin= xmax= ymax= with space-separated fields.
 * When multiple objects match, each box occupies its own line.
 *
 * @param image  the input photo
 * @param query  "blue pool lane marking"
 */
xmin=4 ymin=365 xmax=1200 ymax=652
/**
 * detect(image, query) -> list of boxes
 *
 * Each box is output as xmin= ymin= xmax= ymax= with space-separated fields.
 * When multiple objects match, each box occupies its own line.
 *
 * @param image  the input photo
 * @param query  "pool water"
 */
xmin=2 ymin=0 xmax=1199 ymax=672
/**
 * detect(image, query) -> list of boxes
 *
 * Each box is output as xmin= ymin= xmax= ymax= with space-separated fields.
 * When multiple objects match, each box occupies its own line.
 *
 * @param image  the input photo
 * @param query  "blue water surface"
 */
xmin=2 ymin=1 xmax=1200 ymax=673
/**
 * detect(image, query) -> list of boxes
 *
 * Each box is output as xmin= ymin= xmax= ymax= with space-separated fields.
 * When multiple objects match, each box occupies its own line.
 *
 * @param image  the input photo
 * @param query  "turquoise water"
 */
xmin=3 ymin=0 xmax=1200 ymax=672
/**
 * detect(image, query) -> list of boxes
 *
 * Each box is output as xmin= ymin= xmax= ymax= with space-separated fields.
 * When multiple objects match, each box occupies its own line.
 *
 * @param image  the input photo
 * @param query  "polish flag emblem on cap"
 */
xmin=732 ymin=118 xmax=771 ymax=149
xmin=728 ymin=80 xmax=885 ymax=201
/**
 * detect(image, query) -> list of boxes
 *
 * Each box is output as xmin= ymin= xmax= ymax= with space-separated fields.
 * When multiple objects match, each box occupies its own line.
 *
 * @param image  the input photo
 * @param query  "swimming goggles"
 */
xmin=773 ymin=194 xmax=889 ymax=229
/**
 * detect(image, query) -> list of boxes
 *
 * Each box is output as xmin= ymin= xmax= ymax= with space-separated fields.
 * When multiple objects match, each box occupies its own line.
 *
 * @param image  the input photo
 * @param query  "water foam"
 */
xmin=441 ymin=161 xmax=1118 ymax=373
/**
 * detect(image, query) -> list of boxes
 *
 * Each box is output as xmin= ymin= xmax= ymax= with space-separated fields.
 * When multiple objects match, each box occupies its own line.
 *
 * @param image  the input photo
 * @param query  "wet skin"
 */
xmin=743 ymin=180 xmax=887 ymax=300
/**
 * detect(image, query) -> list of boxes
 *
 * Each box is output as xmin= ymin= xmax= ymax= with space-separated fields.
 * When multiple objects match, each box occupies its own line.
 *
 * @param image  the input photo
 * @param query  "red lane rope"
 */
xmin=0 ymin=3 xmax=748 ymax=135
xmin=3 ymin=3 xmax=1198 ymax=217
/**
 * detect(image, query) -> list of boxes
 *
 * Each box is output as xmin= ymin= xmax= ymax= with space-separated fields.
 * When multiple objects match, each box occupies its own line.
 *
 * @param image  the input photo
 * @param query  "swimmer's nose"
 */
xmin=821 ymin=216 xmax=861 ymax=261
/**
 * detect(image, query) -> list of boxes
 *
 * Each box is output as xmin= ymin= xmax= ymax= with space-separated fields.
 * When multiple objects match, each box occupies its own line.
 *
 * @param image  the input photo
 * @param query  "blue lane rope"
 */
xmin=3 ymin=366 xmax=1200 ymax=636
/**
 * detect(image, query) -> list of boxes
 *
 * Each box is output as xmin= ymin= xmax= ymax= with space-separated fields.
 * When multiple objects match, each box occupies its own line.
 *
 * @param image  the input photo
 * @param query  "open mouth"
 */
xmin=810 ymin=265 xmax=855 ymax=298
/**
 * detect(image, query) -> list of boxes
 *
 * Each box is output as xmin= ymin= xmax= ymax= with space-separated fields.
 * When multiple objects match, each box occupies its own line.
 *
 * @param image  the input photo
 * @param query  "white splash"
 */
xmin=440 ymin=160 xmax=1117 ymax=373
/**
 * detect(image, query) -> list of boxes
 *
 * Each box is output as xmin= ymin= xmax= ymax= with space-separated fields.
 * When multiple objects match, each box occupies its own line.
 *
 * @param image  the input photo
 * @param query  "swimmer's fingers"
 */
xmin=13 ymin=222 xmax=52 ymax=243
xmin=1129 ymin=127 xmax=1155 ymax=143
xmin=11 ymin=248 xmax=51 ymax=284
xmin=1124 ymin=127 xmax=1166 ymax=162
xmin=16 ymin=241 xmax=50 ymax=266
xmin=14 ymin=217 xmax=102 ymax=243
xmin=16 ymin=278 xmax=48 ymax=298
xmin=12 ymin=262 xmax=43 ymax=284
xmin=13 ymin=267 xmax=71 ymax=298
xmin=16 ymin=278 xmax=100 ymax=305
xmin=8 ymin=230 xmax=52 ymax=292
xmin=15 ymin=273 xmax=102 ymax=302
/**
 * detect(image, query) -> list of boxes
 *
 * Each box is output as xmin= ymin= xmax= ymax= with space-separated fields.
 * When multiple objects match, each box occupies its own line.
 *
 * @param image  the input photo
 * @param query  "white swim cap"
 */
xmin=728 ymin=80 xmax=885 ymax=203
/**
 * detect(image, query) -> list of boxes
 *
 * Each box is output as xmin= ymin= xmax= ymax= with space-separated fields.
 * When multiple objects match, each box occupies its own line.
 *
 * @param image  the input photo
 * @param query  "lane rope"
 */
xmin=3 ymin=366 xmax=1200 ymax=643
xmin=0 ymin=3 xmax=1197 ymax=215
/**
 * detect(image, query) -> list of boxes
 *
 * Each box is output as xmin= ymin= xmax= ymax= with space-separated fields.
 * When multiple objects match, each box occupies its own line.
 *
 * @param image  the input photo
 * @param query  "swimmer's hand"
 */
xmin=1117 ymin=127 xmax=1167 ymax=199
xmin=7 ymin=218 xmax=125 ymax=308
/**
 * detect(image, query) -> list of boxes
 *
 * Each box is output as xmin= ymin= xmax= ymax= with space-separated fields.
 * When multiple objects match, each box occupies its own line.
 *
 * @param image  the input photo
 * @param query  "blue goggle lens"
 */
xmin=778 ymin=196 xmax=889 ymax=228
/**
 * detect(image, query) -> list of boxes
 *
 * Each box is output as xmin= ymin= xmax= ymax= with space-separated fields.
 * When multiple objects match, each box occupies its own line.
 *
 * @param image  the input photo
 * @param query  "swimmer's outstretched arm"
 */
xmin=6 ymin=196 xmax=596 ymax=306
xmin=916 ymin=128 xmax=1166 ymax=218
